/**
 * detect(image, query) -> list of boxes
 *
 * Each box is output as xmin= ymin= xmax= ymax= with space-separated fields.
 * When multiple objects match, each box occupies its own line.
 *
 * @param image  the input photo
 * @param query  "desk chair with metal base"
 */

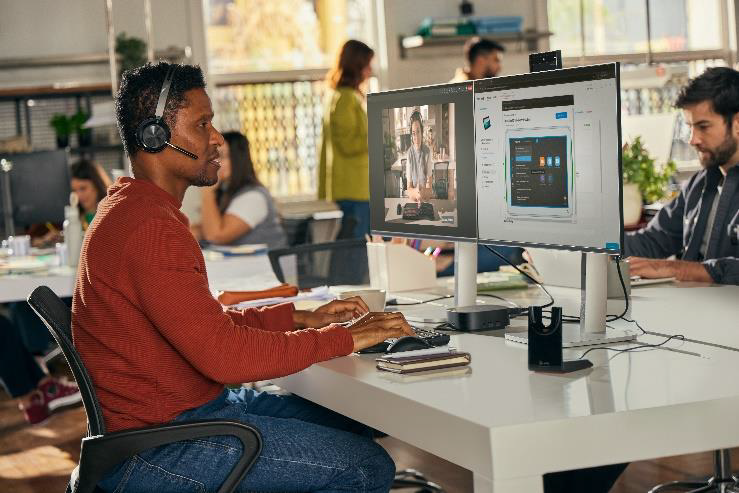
xmin=27 ymin=286 xmax=263 ymax=493
xmin=649 ymin=449 xmax=739 ymax=493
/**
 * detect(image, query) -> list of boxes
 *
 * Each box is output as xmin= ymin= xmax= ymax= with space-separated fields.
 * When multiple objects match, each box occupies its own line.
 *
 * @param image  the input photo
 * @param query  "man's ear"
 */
xmin=732 ymin=113 xmax=739 ymax=137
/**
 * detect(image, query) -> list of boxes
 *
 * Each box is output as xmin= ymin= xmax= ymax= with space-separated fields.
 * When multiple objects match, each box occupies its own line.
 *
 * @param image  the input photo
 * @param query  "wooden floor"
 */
xmin=1 ymin=387 xmax=737 ymax=493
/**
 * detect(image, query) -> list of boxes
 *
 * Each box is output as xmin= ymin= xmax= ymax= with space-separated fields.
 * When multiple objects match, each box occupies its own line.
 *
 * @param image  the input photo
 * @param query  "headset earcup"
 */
xmin=136 ymin=117 xmax=171 ymax=153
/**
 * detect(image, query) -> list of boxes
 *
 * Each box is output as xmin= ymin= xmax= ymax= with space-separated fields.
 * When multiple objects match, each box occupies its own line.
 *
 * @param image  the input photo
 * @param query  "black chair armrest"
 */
xmin=75 ymin=419 xmax=262 ymax=493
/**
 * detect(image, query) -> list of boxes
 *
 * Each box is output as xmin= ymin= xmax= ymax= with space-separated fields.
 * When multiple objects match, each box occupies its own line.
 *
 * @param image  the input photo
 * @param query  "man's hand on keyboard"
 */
xmin=293 ymin=297 xmax=370 ymax=329
xmin=346 ymin=312 xmax=414 ymax=352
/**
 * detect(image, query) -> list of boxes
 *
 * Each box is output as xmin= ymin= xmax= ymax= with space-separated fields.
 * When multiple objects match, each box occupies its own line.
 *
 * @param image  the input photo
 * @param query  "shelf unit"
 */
xmin=399 ymin=30 xmax=553 ymax=58
xmin=0 ymin=84 xmax=125 ymax=168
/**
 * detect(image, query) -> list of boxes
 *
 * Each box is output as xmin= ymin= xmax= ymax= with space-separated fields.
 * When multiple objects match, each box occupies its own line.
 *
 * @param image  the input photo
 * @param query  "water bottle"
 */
xmin=63 ymin=193 xmax=83 ymax=267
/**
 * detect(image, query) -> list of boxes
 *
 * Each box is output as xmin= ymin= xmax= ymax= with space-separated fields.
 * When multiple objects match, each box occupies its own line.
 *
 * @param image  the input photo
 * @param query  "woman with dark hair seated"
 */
xmin=193 ymin=131 xmax=287 ymax=249
xmin=70 ymin=159 xmax=111 ymax=229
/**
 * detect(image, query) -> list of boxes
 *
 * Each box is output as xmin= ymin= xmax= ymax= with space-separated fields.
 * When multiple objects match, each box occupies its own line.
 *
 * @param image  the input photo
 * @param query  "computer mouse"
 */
xmin=386 ymin=336 xmax=432 ymax=353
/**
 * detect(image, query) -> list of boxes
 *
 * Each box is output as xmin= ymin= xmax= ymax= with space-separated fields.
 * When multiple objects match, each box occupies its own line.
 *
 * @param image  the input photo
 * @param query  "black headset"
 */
xmin=135 ymin=65 xmax=199 ymax=160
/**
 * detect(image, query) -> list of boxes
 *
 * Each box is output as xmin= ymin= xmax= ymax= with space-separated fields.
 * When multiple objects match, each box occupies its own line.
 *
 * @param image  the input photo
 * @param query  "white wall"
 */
xmin=379 ymin=0 xmax=548 ymax=90
xmin=0 ymin=0 xmax=206 ymax=89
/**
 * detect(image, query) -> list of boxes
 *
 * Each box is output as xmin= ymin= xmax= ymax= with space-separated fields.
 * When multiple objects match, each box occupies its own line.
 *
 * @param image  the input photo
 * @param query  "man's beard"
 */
xmin=192 ymin=166 xmax=218 ymax=187
xmin=698 ymin=132 xmax=737 ymax=169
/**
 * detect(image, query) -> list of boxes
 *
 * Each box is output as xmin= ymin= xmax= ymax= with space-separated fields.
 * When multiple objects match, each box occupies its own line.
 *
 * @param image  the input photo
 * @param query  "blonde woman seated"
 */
xmin=193 ymin=131 xmax=287 ymax=249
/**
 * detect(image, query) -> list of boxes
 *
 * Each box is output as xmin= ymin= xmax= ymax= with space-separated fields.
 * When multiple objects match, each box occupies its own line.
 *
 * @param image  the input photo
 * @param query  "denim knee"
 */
xmin=336 ymin=441 xmax=395 ymax=492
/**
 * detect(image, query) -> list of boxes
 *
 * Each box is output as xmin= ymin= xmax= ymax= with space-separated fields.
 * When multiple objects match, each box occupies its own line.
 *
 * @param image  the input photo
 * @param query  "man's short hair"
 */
xmin=675 ymin=67 xmax=739 ymax=126
xmin=464 ymin=37 xmax=505 ymax=65
xmin=115 ymin=62 xmax=206 ymax=157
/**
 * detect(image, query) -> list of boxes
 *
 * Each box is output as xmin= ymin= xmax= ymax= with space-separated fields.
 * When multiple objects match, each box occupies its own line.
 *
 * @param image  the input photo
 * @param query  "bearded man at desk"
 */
xmin=626 ymin=67 xmax=739 ymax=285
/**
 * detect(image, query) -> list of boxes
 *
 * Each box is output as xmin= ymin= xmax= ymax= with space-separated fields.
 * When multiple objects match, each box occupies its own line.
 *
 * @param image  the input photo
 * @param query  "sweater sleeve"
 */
xmin=224 ymin=303 xmax=295 ymax=332
xmin=330 ymin=91 xmax=368 ymax=157
xmin=123 ymin=219 xmax=353 ymax=385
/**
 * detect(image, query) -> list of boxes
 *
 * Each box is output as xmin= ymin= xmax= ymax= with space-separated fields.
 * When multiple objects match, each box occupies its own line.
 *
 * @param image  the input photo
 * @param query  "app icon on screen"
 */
xmin=483 ymin=116 xmax=491 ymax=130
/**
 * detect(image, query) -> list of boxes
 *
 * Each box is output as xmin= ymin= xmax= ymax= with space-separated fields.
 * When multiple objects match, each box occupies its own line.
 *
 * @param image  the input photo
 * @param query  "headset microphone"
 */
xmin=135 ymin=66 xmax=199 ymax=160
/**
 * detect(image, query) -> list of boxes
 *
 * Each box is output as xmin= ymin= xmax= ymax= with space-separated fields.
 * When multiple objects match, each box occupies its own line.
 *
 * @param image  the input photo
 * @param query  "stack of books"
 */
xmin=376 ymin=348 xmax=471 ymax=374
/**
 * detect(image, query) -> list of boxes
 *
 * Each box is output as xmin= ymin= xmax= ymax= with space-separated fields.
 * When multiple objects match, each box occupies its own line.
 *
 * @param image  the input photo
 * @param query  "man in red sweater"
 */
xmin=73 ymin=62 xmax=413 ymax=492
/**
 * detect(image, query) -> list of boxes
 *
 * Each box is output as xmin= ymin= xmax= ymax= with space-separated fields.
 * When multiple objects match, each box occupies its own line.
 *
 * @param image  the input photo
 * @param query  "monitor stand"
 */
xmin=454 ymin=241 xmax=478 ymax=307
xmin=505 ymin=252 xmax=637 ymax=348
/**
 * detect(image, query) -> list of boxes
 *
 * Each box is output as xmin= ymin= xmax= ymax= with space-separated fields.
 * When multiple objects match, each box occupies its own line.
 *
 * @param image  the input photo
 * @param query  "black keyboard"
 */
xmin=357 ymin=327 xmax=450 ymax=354
xmin=401 ymin=202 xmax=435 ymax=221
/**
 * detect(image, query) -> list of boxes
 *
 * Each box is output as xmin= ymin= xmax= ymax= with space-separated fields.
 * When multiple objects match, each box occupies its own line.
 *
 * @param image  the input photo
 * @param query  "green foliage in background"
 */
xmin=622 ymin=136 xmax=677 ymax=204
xmin=70 ymin=110 xmax=90 ymax=133
xmin=116 ymin=32 xmax=147 ymax=74
xmin=49 ymin=114 xmax=72 ymax=137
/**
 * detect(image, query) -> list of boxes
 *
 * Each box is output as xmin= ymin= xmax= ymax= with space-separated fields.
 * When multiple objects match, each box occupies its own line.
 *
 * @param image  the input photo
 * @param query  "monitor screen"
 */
xmin=474 ymin=64 xmax=624 ymax=253
xmin=368 ymin=82 xmax=477 ymax=240
xmin=0 ymin=150 xmax=70 ymax=230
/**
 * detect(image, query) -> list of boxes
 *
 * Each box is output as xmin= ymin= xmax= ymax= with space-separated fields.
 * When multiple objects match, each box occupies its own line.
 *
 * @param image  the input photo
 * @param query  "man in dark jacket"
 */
xmin=625 ymin=67 xmax=739 ymax=285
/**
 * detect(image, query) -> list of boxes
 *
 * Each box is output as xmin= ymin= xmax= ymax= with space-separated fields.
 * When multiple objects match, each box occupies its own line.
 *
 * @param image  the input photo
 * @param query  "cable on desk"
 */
xmin=578 ymin=334 xmax=686 ymax=360
xmin=621 ymin=317 xmax=647 ymax=335
xmin=482 ymin=244 xmax=555 ymax=308
xmin=577 ymin=317 xmax=685 ymax=359
xmin=539 ymin=254 xmax=629 ymax=324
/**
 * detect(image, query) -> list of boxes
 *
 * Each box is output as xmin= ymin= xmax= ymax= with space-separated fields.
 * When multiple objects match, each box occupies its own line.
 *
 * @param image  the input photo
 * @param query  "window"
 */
xmin=204 ymin=0 xmax=376 ymax=197
xmin=205 ymin=0 xmax=374 ymax=75
xmin=548 ymin=0 xmax=724 ymax=59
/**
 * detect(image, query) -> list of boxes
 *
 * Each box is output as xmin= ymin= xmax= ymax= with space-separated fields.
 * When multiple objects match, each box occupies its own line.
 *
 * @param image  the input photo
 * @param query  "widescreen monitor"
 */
xmin=474 ymin=64 xmax=624 ymax=254
xmin=368 ymin=81 xmax=477 ymax=240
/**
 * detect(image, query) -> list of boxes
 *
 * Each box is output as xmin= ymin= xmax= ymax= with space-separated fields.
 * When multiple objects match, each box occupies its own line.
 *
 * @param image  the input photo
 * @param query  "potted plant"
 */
xmin=70 ymin=110 xmax=91 ymax=147
xmin=49 ymin=114 xmax=72 ymax=148
xmin=621 ymin=136 xmax=677 ymax=226
xmin=115 ymin=32 xmax=147 ymax=77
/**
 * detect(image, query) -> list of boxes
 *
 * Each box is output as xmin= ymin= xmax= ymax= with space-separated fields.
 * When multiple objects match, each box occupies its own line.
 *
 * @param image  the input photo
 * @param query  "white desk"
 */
xmin=0 ymin=253 xmax=277 ymax=303
xmin=275 ymin=283 xmax=739 ymax=493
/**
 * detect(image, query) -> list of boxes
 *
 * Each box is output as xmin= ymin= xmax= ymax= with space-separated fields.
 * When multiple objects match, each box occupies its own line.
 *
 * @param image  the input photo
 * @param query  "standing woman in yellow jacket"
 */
xmin=319 ymin=40 xmax=374 ymax=238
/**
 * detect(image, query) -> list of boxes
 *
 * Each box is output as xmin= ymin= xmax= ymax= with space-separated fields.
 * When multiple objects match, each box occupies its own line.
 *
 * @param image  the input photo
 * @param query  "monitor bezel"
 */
xmin=475 ymin=62 xmax=625 ymax=255
xmin=368 ymin=80 xmax=478 ymax=242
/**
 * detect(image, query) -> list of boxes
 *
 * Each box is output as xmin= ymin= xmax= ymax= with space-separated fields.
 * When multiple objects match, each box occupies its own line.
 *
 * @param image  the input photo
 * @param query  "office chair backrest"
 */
xmin=27 ymin=286 xmax=106 ymax=436
xmin=268 ymin=238 xmax=369 ymax=289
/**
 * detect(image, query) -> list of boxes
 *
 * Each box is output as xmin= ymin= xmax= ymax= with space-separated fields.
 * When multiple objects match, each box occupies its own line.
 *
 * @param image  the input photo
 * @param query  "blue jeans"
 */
xmin=336 ymin=200 xmax=370 ymax=239
xmin=99 ymin=388 xmax=395 ymax=492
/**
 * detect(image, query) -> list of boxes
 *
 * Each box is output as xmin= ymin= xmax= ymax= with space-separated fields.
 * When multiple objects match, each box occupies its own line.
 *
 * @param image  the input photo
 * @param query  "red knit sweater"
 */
xmin=72 ymin=178 xmax=353 ymax=432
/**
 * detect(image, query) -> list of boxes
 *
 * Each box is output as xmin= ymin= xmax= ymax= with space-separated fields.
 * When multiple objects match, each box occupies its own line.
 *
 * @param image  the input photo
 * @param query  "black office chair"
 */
xmin=649 ymin=449 xmax=739 ymax=492
xmin=268 ymin=237 xmax=370 ymax=288
xmin=27 ymin=286 xmax=263 ymax=493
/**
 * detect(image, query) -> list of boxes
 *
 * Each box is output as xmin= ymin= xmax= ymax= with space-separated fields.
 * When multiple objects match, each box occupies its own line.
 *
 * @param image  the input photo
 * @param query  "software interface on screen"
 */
xmin=474 ymin=65 xmax=623 ymax=252
xmin=368 ymin=82 xmax=477 ymax=240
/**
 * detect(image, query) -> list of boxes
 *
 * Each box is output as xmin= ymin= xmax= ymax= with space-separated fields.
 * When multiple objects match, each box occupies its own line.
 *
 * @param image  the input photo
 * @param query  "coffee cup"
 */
xmin=338 ymin=289 xmax=387 ymax=313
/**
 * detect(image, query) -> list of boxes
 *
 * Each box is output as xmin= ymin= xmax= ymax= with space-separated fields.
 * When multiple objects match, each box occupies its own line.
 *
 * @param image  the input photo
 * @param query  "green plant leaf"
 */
xmin=622 ymin=135 xmax=676 ymax=203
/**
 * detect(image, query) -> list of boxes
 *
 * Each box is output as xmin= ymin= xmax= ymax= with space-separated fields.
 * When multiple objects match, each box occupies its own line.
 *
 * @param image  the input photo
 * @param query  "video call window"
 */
xmin=381 ymin=103 xmax=458 ymax=227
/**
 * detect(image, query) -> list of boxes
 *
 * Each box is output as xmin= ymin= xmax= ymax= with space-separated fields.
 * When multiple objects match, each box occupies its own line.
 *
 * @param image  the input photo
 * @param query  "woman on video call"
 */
xmin=406 ymin=110 xmax=432 ymax=203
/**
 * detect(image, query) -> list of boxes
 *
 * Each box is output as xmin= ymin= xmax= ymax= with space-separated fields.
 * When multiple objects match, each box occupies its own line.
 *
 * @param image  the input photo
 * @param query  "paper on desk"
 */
xmin=226 ymin=285 xmax=335 ymax=309
xmin=209 ymin=272 xmax=282 ymax=295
